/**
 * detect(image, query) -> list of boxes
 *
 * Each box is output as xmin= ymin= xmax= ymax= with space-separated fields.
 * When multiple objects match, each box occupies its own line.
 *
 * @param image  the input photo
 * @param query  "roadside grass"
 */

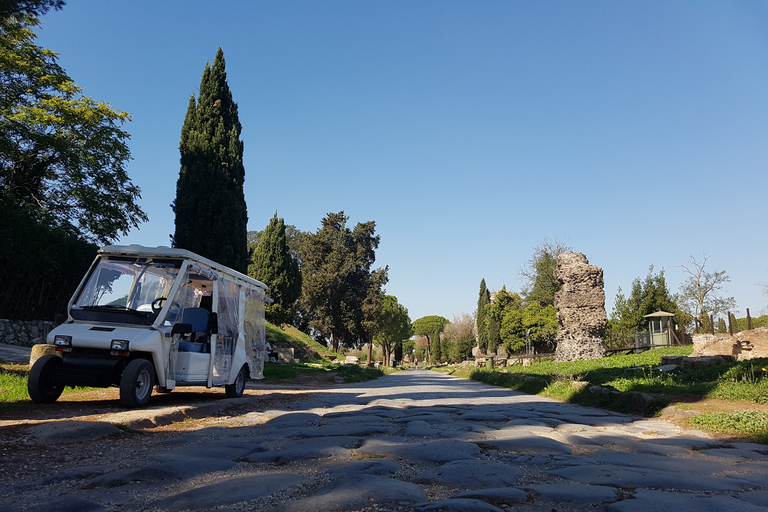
xmin=261 ymin=361 xmax=392 ymax=383
xmin=439 ymin=347 xmax=768 ymax=441
xmin=689 ymin=411 xmax=768 ymax=444
xmin=0 ymin=360 xmax=96 ymax=408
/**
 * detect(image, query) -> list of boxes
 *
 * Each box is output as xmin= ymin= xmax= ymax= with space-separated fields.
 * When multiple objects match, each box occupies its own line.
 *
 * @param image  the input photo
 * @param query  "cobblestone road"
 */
xmin=2 ymin=369 xmax=768 ymax=511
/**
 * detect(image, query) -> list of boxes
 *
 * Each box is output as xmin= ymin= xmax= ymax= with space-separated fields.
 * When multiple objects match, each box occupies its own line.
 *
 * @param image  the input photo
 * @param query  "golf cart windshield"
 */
xmin=71 ymin=257 xmax=183 ymax=325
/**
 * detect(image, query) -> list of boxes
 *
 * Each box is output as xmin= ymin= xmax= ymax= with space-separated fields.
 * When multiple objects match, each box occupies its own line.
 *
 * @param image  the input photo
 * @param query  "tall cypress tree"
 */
xmin=477 ymin=279 xmax=490 ymax=353
xmin=172 ymin=47 xmax=248 ymax=273
xmin=248 ymin=213 xmax=302 ymax=324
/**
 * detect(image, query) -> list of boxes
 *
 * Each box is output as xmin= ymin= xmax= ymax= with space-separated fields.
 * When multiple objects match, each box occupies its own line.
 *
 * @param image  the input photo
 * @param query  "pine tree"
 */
xmin=248 ymin=213 xmax=301 ymax=324
xmin=172 ymin=48 xmax=248 ymax=272
xmin=477 ymin=279 xmax=490 ymax=353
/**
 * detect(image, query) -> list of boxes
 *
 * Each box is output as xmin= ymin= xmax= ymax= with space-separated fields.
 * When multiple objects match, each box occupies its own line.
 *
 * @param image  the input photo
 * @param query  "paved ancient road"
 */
xmin=3 ymin=369 xmax=768 ymax=511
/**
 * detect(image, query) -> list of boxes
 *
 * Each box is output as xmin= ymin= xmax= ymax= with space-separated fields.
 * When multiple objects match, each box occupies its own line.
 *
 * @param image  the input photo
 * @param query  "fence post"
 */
xmin=710 ymin=315 xmax=715 ymax=334
xmin=728 ymin=312 xmax=733 ymax=336
xmin=747 ymin=308 xmax=752 ymax=330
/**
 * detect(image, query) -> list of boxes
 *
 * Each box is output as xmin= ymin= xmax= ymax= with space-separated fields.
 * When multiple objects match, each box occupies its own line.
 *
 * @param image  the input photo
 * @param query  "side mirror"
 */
xmin=171 ymin=323 xmax=193 ymax=336
xmin=208 ymin=312 xmax=218 ymax=335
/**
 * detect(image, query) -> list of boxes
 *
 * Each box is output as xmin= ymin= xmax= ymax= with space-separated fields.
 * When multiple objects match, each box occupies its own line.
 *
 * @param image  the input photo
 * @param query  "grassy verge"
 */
xmin=437 ymin=347 xmax=768 ymax=442
xmin=0 ymin=361 xmax=96 ymax=409
xmin=689 ymin=411 xmax=768 ymax=444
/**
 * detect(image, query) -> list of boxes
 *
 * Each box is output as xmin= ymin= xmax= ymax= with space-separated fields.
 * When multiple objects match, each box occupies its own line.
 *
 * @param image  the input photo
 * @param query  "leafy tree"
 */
xmin=248 ymin=224 xmax=307 ymax=264
xmin=679 ymin=254 xmax=737 ymax=332
xmin=500 ymin=309 xmax=524 ymax=353
xmin=172 ymin=48 xmax=248 ymax=272
xmin=442 ymin=313 xmax=476 ymax=363
xmin=0 ymin=4 xmax=145 ymax=319
xmin=412 ymin=315 xmax=449 ymax=364
xmin=610 ymin=266 xmax=680 ymax=334
xmin=500 ymin=302 xmax=557 ymax=354
xmin=522 ymin=302 xmax=558 ymax=351
xmin=1 ymin=1 xmax=64 ymax=19
xmin=1 ymin=11 xmax=146 ymax=244
xmin=521 ymin=239 xmax=571 ymax=307
xmin=373 ymin=295 xmax=412 ymax=366
xmin=476 ymin=279 xmax=490 ymax=353
xmin=485 ymin=287 xmax=523 ymax=354
xmin=248 ymin=213 xmax=301 ymax=325
xmin=299 ymin=212 xmax=388 ymax=352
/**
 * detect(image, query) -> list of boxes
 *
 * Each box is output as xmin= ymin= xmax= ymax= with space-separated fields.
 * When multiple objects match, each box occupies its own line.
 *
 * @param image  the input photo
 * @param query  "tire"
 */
xmin=28 ymin=354 xmax=64 ymax=403
xmin=120 ymin=359 xmax=155 ymax=408
xmin=225 ymin=364 xmax=248 ymax=398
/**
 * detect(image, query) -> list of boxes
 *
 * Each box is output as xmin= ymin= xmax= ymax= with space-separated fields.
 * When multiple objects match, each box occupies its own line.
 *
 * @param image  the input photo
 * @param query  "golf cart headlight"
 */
xmin=54 ymin=335 xmax=72 ymax=347
xmin=110 ymin=339 xmax=129 ymax=351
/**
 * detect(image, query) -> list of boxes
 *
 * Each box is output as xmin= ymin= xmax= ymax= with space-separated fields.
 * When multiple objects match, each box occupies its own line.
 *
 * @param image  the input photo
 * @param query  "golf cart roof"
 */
xmin=99 ymin=244 xmax=269 ymax=291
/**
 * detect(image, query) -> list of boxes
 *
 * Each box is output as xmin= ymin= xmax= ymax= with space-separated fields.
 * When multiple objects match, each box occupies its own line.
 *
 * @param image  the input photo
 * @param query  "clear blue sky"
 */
xmin=35 ymin=1 xmax=768 ymax=322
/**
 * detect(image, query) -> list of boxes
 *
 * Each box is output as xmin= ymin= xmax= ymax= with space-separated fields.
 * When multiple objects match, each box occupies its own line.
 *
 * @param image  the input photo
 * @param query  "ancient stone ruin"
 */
xmin=553 ymin=252 xmax=607 ymax=362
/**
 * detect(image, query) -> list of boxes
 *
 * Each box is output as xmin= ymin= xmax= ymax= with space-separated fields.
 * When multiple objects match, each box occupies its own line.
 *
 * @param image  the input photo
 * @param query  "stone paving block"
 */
xmin=395 ymin=412 xmax=455 ymax=424
xmin=152 ymin=473 xmax=306 ymax=511
xmin=698 ymin=445 xmax=768 ymax=459
xmin=459 ymin=411 xmax=510 ymax=422
xmin=405 ymin=420 xmax=436 ymax=436
xmin=149 ymin=442 xmax=263 ymax=462
xmin=607 ymin=488 xmax=767 ymax=512
xmin=739 ymin=490 xmax=768 ymax=507
xmin=260 ymin=412 xmax=322 ymax=429
xmin=412 ymin=498 xmax=506 ymax=512
xmin=524 ymin=483 xmax=618 ymax=503
xmin=452 ymin=487 xmax=529 ymax=504
xmin=241 ymin=436 xmax=362 ymax=463
xmin=26 ymin=420 xmax=122 ymax=444
xmin=324 ymin=459 xmax=401 ymax=478
xmin=605 ymin=438 xmax=691 ymax=456
xmin=551 ymin=464 xmax=756 ymax=492
xmin=590 ymin=450 xmax=731 ymax=474
xmin=87 ymin=458 xmax=237 ymax=485
xmin=293 ymin=423 xmax=390 ymax=437
xmin=554 ymin=422 xmax=600 ymax=432
xmin=273 ymin=474 xmax=427 ymax=512
xmin=481 ymin=435 xmax=573 ymax=455
xmin=357 ymin=438 xmax=481 ymax=462
xmin=19 ymin=497 xmax=107 ymax=512
xmin=413 ymin=459 xmax=523 ymax=489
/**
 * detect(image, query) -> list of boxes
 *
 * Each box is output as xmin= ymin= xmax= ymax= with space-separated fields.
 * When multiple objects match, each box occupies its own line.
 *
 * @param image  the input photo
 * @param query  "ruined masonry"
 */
xmin=554 ymin=252 xmax=607 ymax=362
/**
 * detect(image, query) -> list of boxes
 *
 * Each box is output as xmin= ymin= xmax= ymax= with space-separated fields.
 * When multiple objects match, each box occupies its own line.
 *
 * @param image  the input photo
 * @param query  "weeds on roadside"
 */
xmin=689 ymin=410 xmax=768 ymax=444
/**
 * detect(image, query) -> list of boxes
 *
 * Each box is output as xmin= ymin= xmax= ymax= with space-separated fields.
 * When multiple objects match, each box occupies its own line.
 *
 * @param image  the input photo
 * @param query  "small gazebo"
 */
xmin=643 ymin=311 xmax=675 ymax=348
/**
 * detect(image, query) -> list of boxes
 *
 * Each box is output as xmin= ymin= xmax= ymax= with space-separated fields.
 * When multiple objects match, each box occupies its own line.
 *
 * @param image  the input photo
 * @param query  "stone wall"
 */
xmin=553 ymin=252 xmax=607 ymax=362
xmin=1 ymin=319 xmax=58 ymax=347
xmin=692 ymin=327 xmax=768 ymax=361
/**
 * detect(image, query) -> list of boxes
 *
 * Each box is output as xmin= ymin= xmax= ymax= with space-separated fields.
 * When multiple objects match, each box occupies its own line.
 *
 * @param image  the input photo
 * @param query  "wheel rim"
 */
xmin=135 ymin=369 xmax=151 ymax=401
xmin=236 ymin=367 xmax=246 ymax=393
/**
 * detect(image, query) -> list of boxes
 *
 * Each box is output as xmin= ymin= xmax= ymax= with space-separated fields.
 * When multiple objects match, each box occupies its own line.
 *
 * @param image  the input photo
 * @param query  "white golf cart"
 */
xmin=28 ymin=245 xmax=270 ymax=408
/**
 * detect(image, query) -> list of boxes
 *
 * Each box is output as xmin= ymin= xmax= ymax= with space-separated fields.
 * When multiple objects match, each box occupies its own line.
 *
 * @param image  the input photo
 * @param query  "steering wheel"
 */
xmin=151 ymin=297 xmax=167 ymax=313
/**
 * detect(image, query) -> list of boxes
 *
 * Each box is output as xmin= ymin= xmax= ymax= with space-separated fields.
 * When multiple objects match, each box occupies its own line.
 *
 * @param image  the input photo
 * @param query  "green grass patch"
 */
xmin=335 ymin=364 xmax=388 ymax=382
xmin=0 ymin=361 xmax=98 ymax=408
xmin=689 ymin=410 xmax=768 ymax=444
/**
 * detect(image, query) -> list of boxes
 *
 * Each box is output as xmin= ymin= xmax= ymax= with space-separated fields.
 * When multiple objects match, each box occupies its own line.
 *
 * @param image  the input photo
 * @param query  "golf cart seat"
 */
xmin=178 ymin=307 xmax=210 ymax=353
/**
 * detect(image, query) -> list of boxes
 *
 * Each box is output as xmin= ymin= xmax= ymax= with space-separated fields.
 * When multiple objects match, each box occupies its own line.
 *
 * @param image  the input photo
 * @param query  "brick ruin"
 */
xmin=553 ymin=252 xmax=607 ymax=362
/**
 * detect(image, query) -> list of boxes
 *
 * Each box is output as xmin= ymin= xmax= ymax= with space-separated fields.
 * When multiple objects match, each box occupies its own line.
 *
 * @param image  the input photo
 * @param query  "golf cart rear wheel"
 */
xmin=225 ymin=364 xmax=248 ymax=398
xmin=28 ymin=354 xmax=64 ymax=403
xmin=120 ymin=359 xmax=155 ymax=408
